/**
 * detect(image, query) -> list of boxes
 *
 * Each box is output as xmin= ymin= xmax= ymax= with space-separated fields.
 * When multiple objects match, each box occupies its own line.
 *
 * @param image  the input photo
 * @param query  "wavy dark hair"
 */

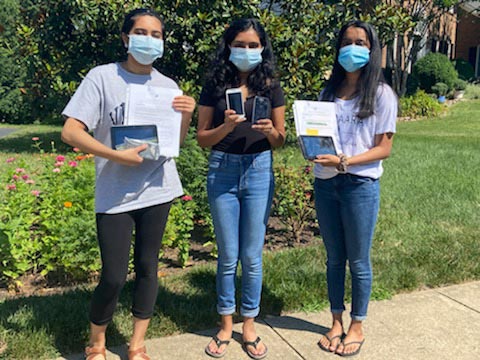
xmin=203 ymin=18 xmax=277 ymax=99
xmin=320 ymin=20 xmax=385 ymax=119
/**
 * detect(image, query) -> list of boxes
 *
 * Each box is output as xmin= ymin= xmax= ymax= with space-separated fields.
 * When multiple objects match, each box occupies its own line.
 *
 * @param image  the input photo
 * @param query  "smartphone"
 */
xmin=225 ymin=88 xmax=245 ymax=117
xmin=252 ymin=96 xmax=271 ymax=123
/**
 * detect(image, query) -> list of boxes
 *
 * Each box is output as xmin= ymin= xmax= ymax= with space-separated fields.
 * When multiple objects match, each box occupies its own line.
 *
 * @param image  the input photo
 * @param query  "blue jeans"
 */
xmin=207 ymin=150 xmax=274 ymax=318
xmin=314 ymin=174 xmax=380 ymax=321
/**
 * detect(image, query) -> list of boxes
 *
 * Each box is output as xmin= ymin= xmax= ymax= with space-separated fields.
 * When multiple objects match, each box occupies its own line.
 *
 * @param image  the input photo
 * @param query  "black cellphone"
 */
xmin=252 ymin=96 xmax=271 ymax=123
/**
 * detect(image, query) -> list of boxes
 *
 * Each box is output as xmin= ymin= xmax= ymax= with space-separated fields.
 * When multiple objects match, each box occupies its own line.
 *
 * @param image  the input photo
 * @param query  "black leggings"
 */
xmin=90 ymin=202 xmax=172 ymax=325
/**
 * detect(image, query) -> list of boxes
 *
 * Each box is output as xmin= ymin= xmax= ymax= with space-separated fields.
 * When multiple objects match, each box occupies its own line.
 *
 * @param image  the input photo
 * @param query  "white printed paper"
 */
xmin=293 ymin=100 xmax=342 ymax=154
xmin=125 ymin=84 xmax=183 ymax=157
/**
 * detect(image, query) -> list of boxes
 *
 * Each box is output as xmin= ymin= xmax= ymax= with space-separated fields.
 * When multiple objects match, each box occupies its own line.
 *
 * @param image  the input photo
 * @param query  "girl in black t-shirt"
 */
xmin=197 ymin=18 xmax=285 ymax=360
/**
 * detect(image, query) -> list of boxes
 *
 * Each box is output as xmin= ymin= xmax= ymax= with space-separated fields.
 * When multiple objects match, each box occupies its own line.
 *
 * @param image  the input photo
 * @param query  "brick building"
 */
xmin=455 ymin=2 xmax=480 ymax=77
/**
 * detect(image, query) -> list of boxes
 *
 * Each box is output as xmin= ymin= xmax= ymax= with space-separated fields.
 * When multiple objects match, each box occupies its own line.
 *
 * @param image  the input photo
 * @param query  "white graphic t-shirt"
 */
xmin=315 ymin=83 xmax=397 ymax=179
xmin=62 ymin=63 xmax=184 ymax=213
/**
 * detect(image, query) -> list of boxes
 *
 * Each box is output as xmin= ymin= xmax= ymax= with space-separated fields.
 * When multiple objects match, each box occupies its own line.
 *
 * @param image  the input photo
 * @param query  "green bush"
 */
xmin=0 ymin=146 xmax=98 ymax=287
xmin=0 ymin=0 xmax=27 ymax=123
xmin=411 ymin=52 xmax=458 ymax=93
xmin=431 ymin=82 xmax=448 ymax=96
xmin=453 ymin=58 xmax=475 ymax=81
xmin=453 ymin=78 xmax=467 ymax=91
xmin=272 ymin=160 xmax=315 ymax=244
xmin=399 ymin=90 xmax=443 ymax=118
xmin=464 ymin=84 xmax=480 ymax=100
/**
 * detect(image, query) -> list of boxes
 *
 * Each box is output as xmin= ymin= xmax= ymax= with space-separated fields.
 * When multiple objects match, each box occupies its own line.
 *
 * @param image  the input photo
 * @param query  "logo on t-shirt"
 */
xmin=109 ymin=103 xmax=125 ymax=125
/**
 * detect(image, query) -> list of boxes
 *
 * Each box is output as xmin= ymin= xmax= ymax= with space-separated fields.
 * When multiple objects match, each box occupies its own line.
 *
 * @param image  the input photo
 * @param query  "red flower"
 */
xmin=181 ymin=195 xmax=193 ymax=201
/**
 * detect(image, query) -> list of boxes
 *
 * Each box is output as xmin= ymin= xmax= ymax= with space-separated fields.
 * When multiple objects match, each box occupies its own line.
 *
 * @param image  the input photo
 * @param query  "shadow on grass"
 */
xmin=0 ymin=131 xmax=71 ymax=154
xmin=0 ymin=287 xmax=127 ymax=359
xmin=0 ymin=267 xmax=285 ymax=359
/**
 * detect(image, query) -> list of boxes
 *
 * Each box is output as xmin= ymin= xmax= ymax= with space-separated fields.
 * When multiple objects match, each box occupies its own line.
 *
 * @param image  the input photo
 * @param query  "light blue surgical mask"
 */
xmin=127 ymin=34 xmax=164 ymax=65
xmin=338 ymin=44 xmax=370 ymax=73
xmin=229 ymin=47 xmax=263 ymax=72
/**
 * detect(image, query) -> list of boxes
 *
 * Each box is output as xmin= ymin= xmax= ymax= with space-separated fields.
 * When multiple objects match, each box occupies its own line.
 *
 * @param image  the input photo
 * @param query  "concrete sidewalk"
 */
xmin=57 ymin=281 xmax=480 ymax=360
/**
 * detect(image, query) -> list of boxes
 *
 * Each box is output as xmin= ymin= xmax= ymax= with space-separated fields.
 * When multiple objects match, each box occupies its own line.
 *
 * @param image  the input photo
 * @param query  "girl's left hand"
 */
xmin=313 ymin=154 xmax=340 ymax=167
xmin=173 ymin=95 xmax=196 ymax=115
xmin=252 ymin=119 xmax=275 ymax=136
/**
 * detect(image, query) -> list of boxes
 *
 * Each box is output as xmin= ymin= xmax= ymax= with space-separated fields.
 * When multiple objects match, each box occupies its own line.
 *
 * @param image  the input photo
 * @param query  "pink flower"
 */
xmin=26 ymin=179 xmax=35 ymax=185
xmin=31 ymin=190 xmax=40 ymax=197
xmin=15 ymin=168 xmax=25 ymax=173
xmin=54 ymin=161 xmax=64 ymax=167
xmin=73 ymin=147 xmax=80 ymax=153
xmin=55 ymin=155 xmax=65 ymax=162
xmin=68 ymin=161 xmax=78 ymax=167
xmin=22 ymin=174 xmax=29 ymax=180
xmin=52 ymin=168 xmax=61 ymax=173
xmin=6 ymin=184 xmax=16 ymax=190
xmin=304 ymin=166 xmax=311 ymax=174
xmin=12 ymin=175 xmax=19 ymax=181
xmin=32 ymin=137 xmax=40 ymax=141
xmin=6 ymin=157 xmax=15 ymax=163
xmin=181 ymin=195 xmax=193 ymax=201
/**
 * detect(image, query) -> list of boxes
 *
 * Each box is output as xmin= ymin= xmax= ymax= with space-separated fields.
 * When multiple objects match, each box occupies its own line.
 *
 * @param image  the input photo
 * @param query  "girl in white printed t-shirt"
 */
xmin=313 ymin=20 xmax=397 ymax=358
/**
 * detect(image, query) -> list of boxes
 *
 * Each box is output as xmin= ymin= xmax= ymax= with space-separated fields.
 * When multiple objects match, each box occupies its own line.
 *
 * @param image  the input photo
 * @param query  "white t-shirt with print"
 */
xmin=314 ymin=83 xmax=397 ymax=180
xmin=62 ymin=63 xmax=184 ymax=214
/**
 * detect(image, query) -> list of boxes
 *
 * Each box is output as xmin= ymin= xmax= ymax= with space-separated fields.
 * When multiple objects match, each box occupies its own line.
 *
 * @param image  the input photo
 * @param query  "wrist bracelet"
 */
xmin=336 ymin=154 xmax=348 ymax=174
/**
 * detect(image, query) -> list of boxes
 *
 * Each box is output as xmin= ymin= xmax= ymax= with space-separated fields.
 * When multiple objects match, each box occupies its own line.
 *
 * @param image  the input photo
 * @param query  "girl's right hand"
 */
xmin=115 ymin=144 xmax=148 ymax=166
xmin=224 ymin=109 xmax=246 ymax=132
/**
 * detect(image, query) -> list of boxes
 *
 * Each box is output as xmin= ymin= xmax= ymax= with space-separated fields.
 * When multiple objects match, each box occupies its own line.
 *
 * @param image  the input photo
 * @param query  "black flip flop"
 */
xmin=205 ymin=335 xmax=230 ymax=358
xmin=243 ymin=336 xmax=268 ymax=360
xmin=317 ymin=332 xmax=345 ymax=352
xmin=336 ymin=339 xmax=365 ymax=357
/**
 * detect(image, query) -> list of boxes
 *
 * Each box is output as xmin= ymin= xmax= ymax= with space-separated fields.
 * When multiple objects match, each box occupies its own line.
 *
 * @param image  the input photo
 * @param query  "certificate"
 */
xmin=293 ymin=100 xmax=342 ymax=159
xmin=125 ymin=84 xmax=183 ymax=157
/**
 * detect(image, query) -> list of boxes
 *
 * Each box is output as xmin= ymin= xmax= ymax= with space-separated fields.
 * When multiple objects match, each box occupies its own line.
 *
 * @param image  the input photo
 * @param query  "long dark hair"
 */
xmin=203 ymin=18 xmax=277 ymax=99
xmin=320 ymin=20 xmax=385 ymax=119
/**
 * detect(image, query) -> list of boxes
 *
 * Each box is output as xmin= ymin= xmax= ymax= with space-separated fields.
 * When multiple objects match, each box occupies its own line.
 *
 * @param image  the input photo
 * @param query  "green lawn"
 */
xmin=0 ymin=101 xmax=479 ymax=359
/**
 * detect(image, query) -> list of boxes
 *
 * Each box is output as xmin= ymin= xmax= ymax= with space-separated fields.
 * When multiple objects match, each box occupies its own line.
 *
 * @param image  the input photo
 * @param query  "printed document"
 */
xmin=125 ymin=84 xmax=183 ymax=157
xmin=293 ymin=100 xmax=342 ymax=156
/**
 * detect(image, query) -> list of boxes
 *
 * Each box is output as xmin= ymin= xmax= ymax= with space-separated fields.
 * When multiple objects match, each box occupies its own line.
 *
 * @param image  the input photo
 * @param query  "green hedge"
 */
xmin=411 ymin=52 xmax=458 ymax=93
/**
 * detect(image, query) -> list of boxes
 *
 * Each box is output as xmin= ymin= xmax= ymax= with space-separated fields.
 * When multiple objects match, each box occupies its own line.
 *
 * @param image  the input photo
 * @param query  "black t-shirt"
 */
xmin=199 ymin=83 xmax=285 ymax=154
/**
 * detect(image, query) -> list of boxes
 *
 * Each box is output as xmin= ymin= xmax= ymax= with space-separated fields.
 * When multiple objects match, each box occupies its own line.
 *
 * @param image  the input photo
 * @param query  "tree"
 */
xmin=380 ymin=0 xmax=464 ymax=96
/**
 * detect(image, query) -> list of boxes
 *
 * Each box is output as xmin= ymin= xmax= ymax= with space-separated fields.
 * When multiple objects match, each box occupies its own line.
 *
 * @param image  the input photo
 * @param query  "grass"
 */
xmin=1 ymin=100 xmax=479 ymax=359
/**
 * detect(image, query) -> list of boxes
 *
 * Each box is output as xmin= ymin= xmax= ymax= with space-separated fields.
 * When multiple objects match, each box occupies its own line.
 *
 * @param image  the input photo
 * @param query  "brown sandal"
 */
xmin=128 ymin=345 xmax=150 ymax=360
xmin=85 ymin=345 xmax=106 ymax=360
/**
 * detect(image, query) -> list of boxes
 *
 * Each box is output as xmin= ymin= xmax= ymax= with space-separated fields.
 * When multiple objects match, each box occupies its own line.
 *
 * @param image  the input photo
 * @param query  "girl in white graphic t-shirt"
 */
xmin=313 ymin=20 xmax=397 ymax=357
xmin=61 ymin=8 xmax=195 ymax=360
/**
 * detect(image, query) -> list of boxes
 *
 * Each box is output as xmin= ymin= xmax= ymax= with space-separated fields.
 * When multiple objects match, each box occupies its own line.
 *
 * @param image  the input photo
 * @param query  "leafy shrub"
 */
xmin=431 ymin=82 xmax=448 ymax=96
xmin=161 ymin=195 xmax=195 ymax=267
xmin=272 ymin=161 xmax=315 ymax=244
xmin=453 ymin=78 xmax=467 ymax=91
xmin=411 ymin=52 xmax=458 ymax=93
xmin=0 ymin=145 xmax=98 ymax=287
xmin=464 ymin=84 xmax=480 ymax=100
xmin=453 ymin=58 xmax=475 ymax=81
xmin=399 ymin=90 xmax=443 ymax=118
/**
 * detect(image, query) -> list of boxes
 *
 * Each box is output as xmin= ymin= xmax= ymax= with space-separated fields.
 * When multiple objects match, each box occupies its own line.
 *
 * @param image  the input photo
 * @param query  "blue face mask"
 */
xmin=229 ymin=47 xmax=263 ymax=72
xmin=127 ymin=35 xmax=164 ymax=65
xmin=338 ymin=44 xmax=370 ymax=73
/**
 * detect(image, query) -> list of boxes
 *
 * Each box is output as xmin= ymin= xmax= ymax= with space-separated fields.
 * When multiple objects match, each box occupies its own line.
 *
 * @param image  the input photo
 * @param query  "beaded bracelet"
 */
xmin=336 ymin=154 xmax=348 ymax=174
